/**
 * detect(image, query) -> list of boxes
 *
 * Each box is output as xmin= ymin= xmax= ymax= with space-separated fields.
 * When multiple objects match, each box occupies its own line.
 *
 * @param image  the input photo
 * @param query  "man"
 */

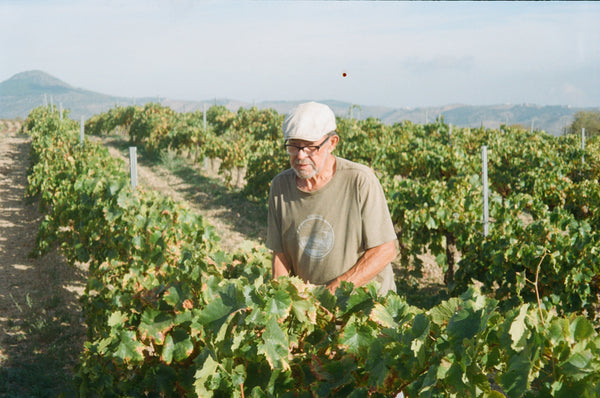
xmin=266 ymin=101 xmax=397 ymax=295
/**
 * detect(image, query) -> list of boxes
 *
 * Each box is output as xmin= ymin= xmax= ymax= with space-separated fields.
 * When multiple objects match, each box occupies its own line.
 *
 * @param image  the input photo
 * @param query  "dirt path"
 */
xmin=0 ymin=129 xmax=86 ymax=396
xmin=97 ymin=136 xmax=267 ymax=253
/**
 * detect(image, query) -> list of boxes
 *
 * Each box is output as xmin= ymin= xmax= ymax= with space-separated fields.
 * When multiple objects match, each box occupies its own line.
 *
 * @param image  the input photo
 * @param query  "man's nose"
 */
xmin=296 ymin=147 xmax=309 ymax=159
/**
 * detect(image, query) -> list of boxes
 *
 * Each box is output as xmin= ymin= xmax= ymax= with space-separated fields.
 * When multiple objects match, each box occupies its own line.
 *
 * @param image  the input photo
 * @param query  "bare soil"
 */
xmin=0 ymin=125 xmax=87 ymax=396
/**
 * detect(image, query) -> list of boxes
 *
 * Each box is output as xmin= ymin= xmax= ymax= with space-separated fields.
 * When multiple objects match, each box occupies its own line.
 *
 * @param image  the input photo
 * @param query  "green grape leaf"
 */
xmin=194 ymin=353 xmax=219 ymax=397
xmin=509 ymin=305 xmax=529 ymax=351
xmin=162 ymin=328 xmax=194 ymax=364
xmin=569 ymin=316 xmax=595 ymax=342
xmin=265 ymin=288 xmax=292 ymax=320
xmin=369 ymin=302 xmax=398 ymax=328
xmin=138 ymin=307 xmax=174 ymax=345
xmin=163 ymin=285 xmax=181 ymax=307
xmin=339 ymin=315 xmax=376 ymax=355
xmin=291 ymin=297 xmax=317 ymax=324
xmin=498 ymin=352 xmax=531 ymax=397
xmin=447 ymin=306 xmax=481 ymax=342
xmin=108 ymin=311 xmax=128 ymax=328
xmin=258 ymin=316 xmax=289 ymax=370
xmin=114 ymin=330 xmax=145 ymax=362
xmin=197 ymin=297 xmax=234 ymax=334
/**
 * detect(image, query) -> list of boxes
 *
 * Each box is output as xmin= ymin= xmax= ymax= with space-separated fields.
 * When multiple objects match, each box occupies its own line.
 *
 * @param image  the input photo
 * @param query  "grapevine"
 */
xmin=22 ymin=105 xmax=600 ymax=396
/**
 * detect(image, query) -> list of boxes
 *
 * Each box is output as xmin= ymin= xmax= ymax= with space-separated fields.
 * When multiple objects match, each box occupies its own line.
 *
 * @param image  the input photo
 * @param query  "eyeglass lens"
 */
xmin=285 ymin=136 xmax=330 ymax=155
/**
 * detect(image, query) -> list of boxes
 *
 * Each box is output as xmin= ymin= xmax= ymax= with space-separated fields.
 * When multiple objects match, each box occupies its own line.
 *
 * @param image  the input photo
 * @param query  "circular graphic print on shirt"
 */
xmin=297 ymin=215 xmax=335 ymax=259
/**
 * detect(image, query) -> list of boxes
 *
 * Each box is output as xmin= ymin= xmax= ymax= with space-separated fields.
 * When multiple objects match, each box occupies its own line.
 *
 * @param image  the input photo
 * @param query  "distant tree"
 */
xmin=564 ymin=110 xmax=600 ymax=136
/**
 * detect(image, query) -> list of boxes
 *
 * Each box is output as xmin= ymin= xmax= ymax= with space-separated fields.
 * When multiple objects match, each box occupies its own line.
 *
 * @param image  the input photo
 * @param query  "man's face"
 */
xmin=286 ymin=135 xmax=333 ymax=180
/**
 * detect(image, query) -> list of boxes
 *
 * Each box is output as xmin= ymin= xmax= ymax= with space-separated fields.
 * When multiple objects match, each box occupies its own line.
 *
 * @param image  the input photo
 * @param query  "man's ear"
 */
xmin=328 ymin=134 xmax=340 ymax=152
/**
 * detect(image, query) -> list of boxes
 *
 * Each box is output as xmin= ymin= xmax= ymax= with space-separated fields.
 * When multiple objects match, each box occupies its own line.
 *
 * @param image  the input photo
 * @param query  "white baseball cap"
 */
xmin=282 ymin=102 xmax=337 ymax=142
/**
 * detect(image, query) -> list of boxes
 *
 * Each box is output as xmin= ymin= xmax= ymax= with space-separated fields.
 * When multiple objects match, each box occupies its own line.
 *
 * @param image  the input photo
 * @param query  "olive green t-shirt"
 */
xmin=266 ymin=157 xmax=397 ymax=295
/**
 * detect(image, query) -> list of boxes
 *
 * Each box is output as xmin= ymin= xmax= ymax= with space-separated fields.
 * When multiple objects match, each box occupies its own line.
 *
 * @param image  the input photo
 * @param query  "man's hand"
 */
xmin=326 ymin=240 xmax=396 ymax=293
xmin=326 ymin=278 xmax=341 ymax=294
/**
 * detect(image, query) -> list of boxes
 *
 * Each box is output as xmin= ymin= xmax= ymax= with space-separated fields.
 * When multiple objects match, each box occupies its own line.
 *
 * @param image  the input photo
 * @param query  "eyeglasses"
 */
xmin=284 ymin=135 xmax=332 ymax=156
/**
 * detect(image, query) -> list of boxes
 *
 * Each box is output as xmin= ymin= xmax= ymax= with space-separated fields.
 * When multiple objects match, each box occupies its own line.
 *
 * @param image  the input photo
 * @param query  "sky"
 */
xmin=1 ymin=0 xmax=599 ymax=109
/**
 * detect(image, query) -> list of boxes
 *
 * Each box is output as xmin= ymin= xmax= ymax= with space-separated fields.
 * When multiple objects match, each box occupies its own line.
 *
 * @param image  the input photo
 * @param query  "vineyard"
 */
xmin=16 ymin=104 xmax=600 ymax=396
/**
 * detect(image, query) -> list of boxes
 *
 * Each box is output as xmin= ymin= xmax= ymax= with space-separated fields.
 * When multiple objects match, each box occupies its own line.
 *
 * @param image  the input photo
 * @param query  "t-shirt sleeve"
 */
xmin=266 ymin=180 xmax=284 ymax=252
xmin=359 ymin=172 xmax=397 ymax=249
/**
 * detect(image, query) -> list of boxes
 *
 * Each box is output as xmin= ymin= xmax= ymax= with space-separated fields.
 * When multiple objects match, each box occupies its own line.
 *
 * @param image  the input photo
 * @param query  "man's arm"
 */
xmin=326 ymin=240 xmax=397 ymax=293
xmin=272 ymin=251 xmax=292 ymax=279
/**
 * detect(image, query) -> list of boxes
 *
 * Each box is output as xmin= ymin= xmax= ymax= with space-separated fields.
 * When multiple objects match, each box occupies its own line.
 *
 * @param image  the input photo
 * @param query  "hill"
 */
xmin=2 ymin=70 xmax=597 ymax=135
xmin=374 ymin=103 xmax=581 ymax=136
xmin=0 ymin=70 xmax=157 ymax=120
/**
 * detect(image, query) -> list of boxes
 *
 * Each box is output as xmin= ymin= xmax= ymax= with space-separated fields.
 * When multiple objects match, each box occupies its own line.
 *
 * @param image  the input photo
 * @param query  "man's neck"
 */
xmin=296 ymin=156 xmax=337 ymax=192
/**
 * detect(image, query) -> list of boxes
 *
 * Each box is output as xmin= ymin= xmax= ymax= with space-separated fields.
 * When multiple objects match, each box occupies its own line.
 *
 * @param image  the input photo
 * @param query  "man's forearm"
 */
xmin=327 ymin=240 xmax=397 ymax=292
xmin=272 ymin=251 xmax=292 ymax=279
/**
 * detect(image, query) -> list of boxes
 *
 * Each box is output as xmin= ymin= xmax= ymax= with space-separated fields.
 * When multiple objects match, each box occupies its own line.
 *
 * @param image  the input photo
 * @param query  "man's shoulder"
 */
xmin=336 ymin=157 xmax=377 ymax=179
xmin=272 ymin=168 xmax=295 ymax=182
xmin=270 ymin=168 xmax=295 ymax=191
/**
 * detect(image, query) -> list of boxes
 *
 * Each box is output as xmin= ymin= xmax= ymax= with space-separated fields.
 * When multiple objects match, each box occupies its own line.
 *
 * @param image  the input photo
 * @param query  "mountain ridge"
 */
xmin=2 ymin=70 xmax=597 ymax=135
xmin=0 ymin=69 xmax=74 ymax=96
